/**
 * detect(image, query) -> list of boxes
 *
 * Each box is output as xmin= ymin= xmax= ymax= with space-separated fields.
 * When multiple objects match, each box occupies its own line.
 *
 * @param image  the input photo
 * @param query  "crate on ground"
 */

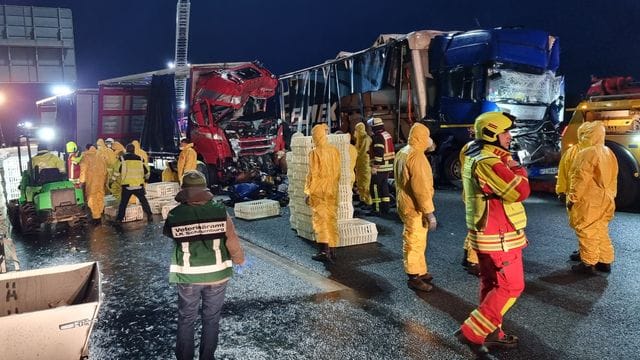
xmin=149 ymin=197 xmax=175 ymax=215
xmin=104 ymin=204 xmax=144 ymax=222
xmin=337 ymin=218 xmax=378 ymax=247
xmin=234 ymin=199 xmax=281 ymax=220
xmin=162 ymin=202 xmax=179 ymax=220
xmin=104 ymin=195 xmax=118 ymax=208
xmin=146 ymin=182 xmax=180 ymax=198
xmin=296 ymin=227 xmax=315 ymax=241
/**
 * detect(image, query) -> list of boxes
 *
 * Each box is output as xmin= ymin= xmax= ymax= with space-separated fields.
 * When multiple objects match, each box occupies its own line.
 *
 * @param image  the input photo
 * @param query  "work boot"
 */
xmin=418 ymin=273 xmax=433 ymax=283
xmin=407 ymin=274 xmax=433 ymax=292
xmin=595 ymin=262 xmax=611 ymax=273
xmin=484 ymin=329 xmax=519 ymax=349
xmin=454 ymin=329 xmax=496 ymax=359
xmin=465 ymin=263 xmax=480 ymax=276
xmin=569 ymin=250 xmax=581 ymax=261
xmin=571 ymin=262 xmax=596 ymax=275
xmin=312 ymin=244 xmax=335 ymax=263
xmin=461 ymin=250 xmax=469 ymax=267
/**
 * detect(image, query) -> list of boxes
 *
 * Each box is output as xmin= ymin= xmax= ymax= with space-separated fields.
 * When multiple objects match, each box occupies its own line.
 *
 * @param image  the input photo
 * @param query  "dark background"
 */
xmin=1 ymin=0 xmax=638 ymax=143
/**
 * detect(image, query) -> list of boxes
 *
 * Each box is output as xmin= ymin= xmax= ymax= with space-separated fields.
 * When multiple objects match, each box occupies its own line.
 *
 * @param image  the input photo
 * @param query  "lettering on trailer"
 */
xmin=171 ymin=221 xmax=227 ymax=239
xmin=59 ymin=318 xmax=93 ymax=330
xmin=290 ymin=103 xmax=338 ymax=125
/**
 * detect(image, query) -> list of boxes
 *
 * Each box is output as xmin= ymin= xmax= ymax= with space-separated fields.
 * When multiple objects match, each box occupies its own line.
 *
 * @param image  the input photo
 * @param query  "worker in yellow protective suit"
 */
xmin=458 ymin=142 xmax=480 ymax=276
xmin=177 ymin=139 xmax=197 ymax=184
xmin=567 ymin=121 xmax=618 ymax=274
xmin=162 ymin=160 xmax=179 ymax=182
xmin=132 ymin=140 xmax=149 ymax=166
xmin=556 ymin=121 xmax=593 ymax=261
xmin=79 ymin=146 xmax=108 ymax=224
xmin=304 ymin=124 xmax=341 ymax=262
xmin=108 ymin=141 xmax=128 ymax=200
xmin=354 ymin=122 xmax=372 ymax=206
xmin=394 ymin=123 xmax=437 ymax=292
xmin=31 ymin=143 xmax=66 ymax=175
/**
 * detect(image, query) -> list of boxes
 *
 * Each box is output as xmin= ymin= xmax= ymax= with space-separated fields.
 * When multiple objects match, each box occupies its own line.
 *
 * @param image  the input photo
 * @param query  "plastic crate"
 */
xmin=337 ymin=218 xmax=377 ymax=247
xmin=104 ymin=195 xmax=118 ymax=208
xmin=146 ymin=182 xmax=180 ymax=198
xmin=234 ymin=199 xmax=281 ymax=220
xmin=149 ymin=197 xmax=175 ymax=215
xmin=296 ymin=228 xmax=315 ymax=240
xmin=104 ymin=205 xmax=144 ymax=222
xmin=338 ymin=202 xmax=354 ymax=220
xmin=161 ymin=202 xmax=179 ymax=219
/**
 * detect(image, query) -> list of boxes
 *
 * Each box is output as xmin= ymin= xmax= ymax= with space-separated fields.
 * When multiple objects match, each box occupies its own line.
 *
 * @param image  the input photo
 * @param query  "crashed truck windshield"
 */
xmin=487 ymin=69 xmax=563 ymax=106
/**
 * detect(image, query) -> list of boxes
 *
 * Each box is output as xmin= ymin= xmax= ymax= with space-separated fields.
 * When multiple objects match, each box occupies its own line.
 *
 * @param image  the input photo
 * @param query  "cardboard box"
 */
xmin=0 ymin=262 xmax=102 ymax=360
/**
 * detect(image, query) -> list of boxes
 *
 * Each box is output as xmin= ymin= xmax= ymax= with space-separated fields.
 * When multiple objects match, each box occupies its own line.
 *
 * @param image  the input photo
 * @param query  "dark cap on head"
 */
xmin=126 ymin=143 xmax=135 ymax=153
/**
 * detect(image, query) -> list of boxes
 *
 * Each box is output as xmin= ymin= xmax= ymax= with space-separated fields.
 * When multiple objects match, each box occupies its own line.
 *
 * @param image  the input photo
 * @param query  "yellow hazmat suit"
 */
xmin=304 ymin=124 xmax=341 ymax=247
xmin=348 ymin=142 xmax=357 ymax=186
xmin=162 ymin=162 xmax=179 ymax=182
xmin=177 ymin=143 xmax=197 ymax=184
xmin=79 ymin=146 xmax=108 ymax=220
xmin=31 ymin=150 xmax=66 ymax=174
xmin=458 ymin=142 xmax=479 ymax=266
xmin=567 ymin=121 xmax=618 ymax=266
xmin=394 ymin=123 xmax=436 ymax=276
xmin=354 ymin=122 xmax=372 ymax=205
xmin=132 ymin=140 xmax=149 ymax=165
xmin=111 ymin=141 xmax=126 ymax=158
xmin=556 ymin=121 xmax=592 ymax=196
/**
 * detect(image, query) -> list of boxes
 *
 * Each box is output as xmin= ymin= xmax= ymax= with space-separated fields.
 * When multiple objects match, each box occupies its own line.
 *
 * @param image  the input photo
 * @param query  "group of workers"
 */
xmin=303 ymin=110 xmax=618 ymax=359
xmin=30 ymin=136 xmax=203 ymax=225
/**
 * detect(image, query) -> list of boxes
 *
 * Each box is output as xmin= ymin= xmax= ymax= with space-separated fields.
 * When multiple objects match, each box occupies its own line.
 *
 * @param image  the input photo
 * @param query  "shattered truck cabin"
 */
xmin=278 ymin=27 xmax=564 ymax=185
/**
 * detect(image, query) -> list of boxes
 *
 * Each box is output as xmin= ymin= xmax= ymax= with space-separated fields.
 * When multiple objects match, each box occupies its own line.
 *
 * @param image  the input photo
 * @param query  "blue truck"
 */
xmin=278 ymin=27 xmax=564 ymax=185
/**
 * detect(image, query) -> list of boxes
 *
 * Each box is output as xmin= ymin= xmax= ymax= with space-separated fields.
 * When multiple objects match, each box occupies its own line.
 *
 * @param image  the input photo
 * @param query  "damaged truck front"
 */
xmin=278 ymin=28 xmax=564 ymax=185
xmin=189 ymin=62 xmax=283 ymax=186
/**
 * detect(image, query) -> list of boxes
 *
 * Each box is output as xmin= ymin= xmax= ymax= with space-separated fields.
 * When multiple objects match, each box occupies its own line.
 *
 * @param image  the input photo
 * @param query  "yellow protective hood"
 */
xmin=132 ymin=140 xmax=141 ymax=151
xmin=582 ymin=121 xmax=606 ymax=146
xmin=312 ymin=124 xmax=329 ymax=147
xmin=96 ymin=138 xmax=106 ymax=149
xmin=407 ymin=123 xmax=432 ymax=152
xmin=180 ymin=143 xmax=194 ymax=150
xmin=354 ymin=122 xmax=367 ymax=140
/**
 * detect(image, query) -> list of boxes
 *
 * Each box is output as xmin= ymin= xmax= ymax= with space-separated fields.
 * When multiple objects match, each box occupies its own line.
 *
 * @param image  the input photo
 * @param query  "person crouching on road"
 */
xmin=115 ymin=144 xmax=153 ymax=222
xmin=304 ymin=123 xmax=341 ymax=263
xmin=567 ymin=121 xmax=618 ymax=274
xmin=394 ymin=123 xmax=437 ymax=292
xmin=163 ymin=170 xmax=245 ymax=360
xmin=455 ymin=112 xmax=530 ymax=358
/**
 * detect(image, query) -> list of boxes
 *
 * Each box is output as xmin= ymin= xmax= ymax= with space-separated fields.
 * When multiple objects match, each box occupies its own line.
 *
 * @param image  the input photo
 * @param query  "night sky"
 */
xmin=6 ymin=0 xmax=640 ymax=115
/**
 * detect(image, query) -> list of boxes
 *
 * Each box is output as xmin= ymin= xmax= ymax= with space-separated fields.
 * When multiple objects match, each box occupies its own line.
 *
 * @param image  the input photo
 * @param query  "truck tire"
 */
xmin=615 ymin=158 xmax=639 ymax=210
xmin=442 ymin=151 xmax=462 ymax=188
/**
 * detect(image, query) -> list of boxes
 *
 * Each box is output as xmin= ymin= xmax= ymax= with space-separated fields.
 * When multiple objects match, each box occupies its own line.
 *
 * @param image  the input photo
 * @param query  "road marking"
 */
xmin=240 ymin=238 xmax=349 ymax=293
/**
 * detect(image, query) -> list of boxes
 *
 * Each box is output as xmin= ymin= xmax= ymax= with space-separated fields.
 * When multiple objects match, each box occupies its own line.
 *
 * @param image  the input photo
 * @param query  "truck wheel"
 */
xmin=615 ymin=158 xmax=639 ymax=210
xmin=19 ymin=203 xmax=38 ymax=234
xmin=442 ymin=152 xmax=462 ymax=188
xmin=7 ymin=200 xmax=20 ymax=232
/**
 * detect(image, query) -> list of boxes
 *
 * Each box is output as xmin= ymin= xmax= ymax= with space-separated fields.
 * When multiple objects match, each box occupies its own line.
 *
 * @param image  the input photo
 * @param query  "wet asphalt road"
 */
xmin=9 ymin=189 xmax=640 ymax=360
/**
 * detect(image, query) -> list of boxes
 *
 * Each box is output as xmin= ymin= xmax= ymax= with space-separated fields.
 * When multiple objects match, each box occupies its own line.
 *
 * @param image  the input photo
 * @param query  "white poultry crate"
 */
xmin=234 ymin=199 xmax=281 ymax=220
xmin=337 ymin=218 xmax=378 ymax=247
xmin=149 ymin=197 xmax=175 ymax=215
xmin=146 ymin=182 xmax=180 ymax=199
xmin=161 ymin=202 xmax=180 ymax=220
xmin=104 ymin=205 xmax=144 ymax=222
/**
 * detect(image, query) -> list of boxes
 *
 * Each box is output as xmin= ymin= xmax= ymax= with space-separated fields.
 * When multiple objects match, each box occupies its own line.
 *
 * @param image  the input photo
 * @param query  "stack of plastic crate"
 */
xmin=104 ymin=204 xmax=144 ymax=222
xmin=1 ymin=156 xmax=28 ymax=202
xmin=146 ymin=182 xmax=181 ymax=215
xmin=234 ymin=199 xmax=281 ymax=220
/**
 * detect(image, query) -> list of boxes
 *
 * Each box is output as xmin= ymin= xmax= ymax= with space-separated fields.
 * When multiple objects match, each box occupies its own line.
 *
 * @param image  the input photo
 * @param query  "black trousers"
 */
xmin=116 ymin=187 xmax=153 ymax=221
xmin=370 ymin=171 xmax=391 ymax=214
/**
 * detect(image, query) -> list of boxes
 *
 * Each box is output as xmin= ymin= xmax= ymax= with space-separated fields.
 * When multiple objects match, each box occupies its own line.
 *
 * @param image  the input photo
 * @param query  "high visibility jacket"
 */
xmin=67 ymin=152 xmax=81 ymax=181
xmin=120 ymin=153 xmax=147 ymax=187
xmin=372 ymin=129 xmax=395 ymax=172
xmin=163 ymin=200 xmax=234 ymax=283
xmin=31 ymin=151 xmax=66 ymax=174
xmin=462 ymin=142 xmax=530 ymax=252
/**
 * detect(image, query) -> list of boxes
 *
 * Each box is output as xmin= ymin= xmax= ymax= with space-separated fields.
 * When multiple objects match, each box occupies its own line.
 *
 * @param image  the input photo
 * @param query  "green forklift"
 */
xmin=6 ymin=127 xmax=87 ymax=234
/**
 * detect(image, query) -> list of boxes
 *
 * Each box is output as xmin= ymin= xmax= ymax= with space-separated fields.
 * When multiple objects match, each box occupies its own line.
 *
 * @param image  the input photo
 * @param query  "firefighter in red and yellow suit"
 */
xmin=304 ymin=124 xmax=341 ymax=263
xmin=567 ymin=121 xmax=618 ymax=274
xmin=369 ymin=117 xmax=395 ymax=215
xmin=354 ymin=122 xmax=372 ymax=206
xmin=455 ymin=112 xmax=530 ymax=357
xmin=65 ymin=141 xmax=82 ymax=186
xmin=394 ymin=123 xmax=437 ymax=293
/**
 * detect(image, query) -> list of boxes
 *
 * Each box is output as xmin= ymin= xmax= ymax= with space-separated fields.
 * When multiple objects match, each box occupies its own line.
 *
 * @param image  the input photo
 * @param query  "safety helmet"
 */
xmin=474 ymin=112 xmax=515 ymax=142
xmin=105 ymin=137 xmax=114 ymax=144
xmin=66 ymin=141 xmax=78 ymax=153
